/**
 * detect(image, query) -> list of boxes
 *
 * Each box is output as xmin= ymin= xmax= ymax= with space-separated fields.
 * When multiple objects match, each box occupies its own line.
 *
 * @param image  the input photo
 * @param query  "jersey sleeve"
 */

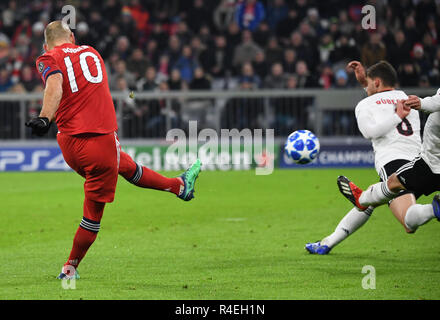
xmin=355 ymin=101 xmax=402 ymax=140
xmin=420 ymin=88 xmax=440 ymax=113
xmin=36 ymin=54 xmax=63 ymax=85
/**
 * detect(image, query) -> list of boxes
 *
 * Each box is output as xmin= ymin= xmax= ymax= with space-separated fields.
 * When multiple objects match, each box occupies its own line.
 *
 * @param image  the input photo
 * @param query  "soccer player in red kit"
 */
xmin=25 ymin=21 xmax=202 ymax=280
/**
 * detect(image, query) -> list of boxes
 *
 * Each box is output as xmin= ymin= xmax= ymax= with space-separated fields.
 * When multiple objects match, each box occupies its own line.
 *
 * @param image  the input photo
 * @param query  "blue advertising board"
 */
xmin=279 ymin=144 xmax=375 ymax=168
xmin=0 ymin=147 xmax=70 ymax=171
xmin=0 ymin=143 xmax=375 ymax=171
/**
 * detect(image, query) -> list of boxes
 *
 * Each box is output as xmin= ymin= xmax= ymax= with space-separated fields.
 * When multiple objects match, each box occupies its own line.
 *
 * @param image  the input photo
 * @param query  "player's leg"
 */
xmin=306 ymin=205 xmax=374 ymax=254
xmin=57 ymin=133 xmax=119 ymax=279
xmin=118 ymin=150 xmax=202 ymax=201
xmin=118 ymin=151 xmax=183 ymax=194
xmin=390 ymin=157 xmax=439 ymax=232
xmin=338 ymin=174 xmax=403 ymax=209
xmin=389 ymin=193 xmax=417 ymax=233
xmin=404 ymin=201 xmax=438 ymax=232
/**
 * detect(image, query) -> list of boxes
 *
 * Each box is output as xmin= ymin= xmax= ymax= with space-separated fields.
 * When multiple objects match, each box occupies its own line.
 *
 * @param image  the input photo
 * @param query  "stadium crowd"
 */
xmin=1 ymin=0 xmax=440 ymax=93
xmin=0 ymin=0 xmax=439 ymax=137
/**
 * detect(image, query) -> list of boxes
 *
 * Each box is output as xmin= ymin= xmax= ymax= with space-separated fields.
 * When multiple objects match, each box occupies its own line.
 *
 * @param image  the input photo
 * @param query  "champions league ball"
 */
xmin=284 ymin=130 xmax=320 ymax=165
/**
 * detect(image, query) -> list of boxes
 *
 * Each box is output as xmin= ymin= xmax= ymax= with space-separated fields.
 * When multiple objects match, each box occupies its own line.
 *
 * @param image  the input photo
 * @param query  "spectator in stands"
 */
xmin=319 ymin=33 xmax=335 ymax=64
xmin=319 ymin=64 xmax=334 ymax=89
xmin=109 ymin=60 xmax=136 ymax=90
xmin=282 ymin=48 xmax=297 ymax=74
xmin=126 ymin=0 xmax=150 ymax=36
xmin=398 ymin=61 xmax=421 ymax=87
xmin=265 ymin=36 xmax=284 ymax=66
xmin=289 ymin=32 xmax=313 ymax=68
xmin=333 ymin=69 xmax=349 ymax=89
xmin=386 ymin=30 xmax=412 ymax=70
xmin=126 ymin=48 xmax=150 ymax=81
xmin=264 ymin=63 xmax=287 ymax=89
xmin=295 ymin=60 xmax=318 ymax=88
xmin=0 ymin=68 xmax=13 ymax=92
xmin=412 ymin=43 xmax=432 ymax=77
xmin=119 ymin=6 xmax=138 ymax=44
xmin=145 ymin=39 xmax=160 ymax=68
xmin=403 ymin=15 xmax=420 ymax=47
xmin=198 ymin=24 xmax=214 ymax=48
xmin=174 ymin=45 xmax=198 ymax=83
xmin=252 ymin=50 xmax=269 ymax=81
xmin=157 ymin=54 xmax=171 ymax=82
xmin=97 ymin=23 xmax=120 ymax=60
xmin=238 ymin=62 xmax=261 ymax=90
xmin=189 ymin=67 xmax=211 ymax=90
xmin=20 ymin=64 xmax=39 ymax=92
xmin=276 ymin=8 xmax=300 ymax=44
xmin=168 ymin=68 xmax=186 ymax=91
xmin=429 ymin=47 xmax=440 ymax=86
xmin=150 ymin=23 xmax=169 ymax=52
xmin=189 ymin=36 xmax=205 ymax=65
xmin=361 ymin=32 xmax=386 ymax=67
xmin=175 ymin=20 xmax=193 ymax=46
xmin=233 ymin=30 xmax=262 ymax=70
xmin=338 ymin=10 xmax=355 ymax=35
xmin=114 ymin=35 xmax=131 ymax=61
xmin=267 ymin=0 xmax=289 ymax=31
xmin=166 ymin=35 xmax=182 ymax=68
xmin=199 ymin=34 xmax=232 ymax=79
xmin=253 ymin=21 xmax=271 ymax=48
xmin=75 ymin=22 xmax=93 ymax=47
xmin=235 ymin=0 xmax=266 ymax=32
xmin=30 ymin=21 xmax=44 ymax=55
xmin=137 ymin=66 xmax=158 ymax=91
xmin=226 ymin=22 xmax=242 ymax=50
xmin=329 ymin=34 xmax=359 ymax=67
xmin=186 ymin=0 xmax=212 ymax=33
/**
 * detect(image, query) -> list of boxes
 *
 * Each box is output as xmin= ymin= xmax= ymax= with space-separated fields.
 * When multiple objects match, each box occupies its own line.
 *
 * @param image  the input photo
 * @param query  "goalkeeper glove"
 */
xmin=25 ymin=117 xmax=52 ymax=136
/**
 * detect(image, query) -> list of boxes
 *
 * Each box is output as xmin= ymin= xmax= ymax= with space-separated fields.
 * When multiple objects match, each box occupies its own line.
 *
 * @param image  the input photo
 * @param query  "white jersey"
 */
xmin=355 ymin=90 xmax=421 ymax=174
xmin=420 ymin=88 xmax=440 ymax=173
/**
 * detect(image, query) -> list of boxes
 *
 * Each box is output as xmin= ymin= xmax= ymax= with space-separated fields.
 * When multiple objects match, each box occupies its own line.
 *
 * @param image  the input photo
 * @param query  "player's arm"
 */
xmin=347 ymin=61 xmax=367 ymax=88
xmin=39 ymin=73 xmax=63 ymax=121
xmin=25 ymin=73 xmax=63 ymax=136
xmin=405 ymin=89 xmax=440 ymax=113
xmin=356 ymin=100 xmax=410 ymax=139
xmin=26 ymin=55 xmax=64 ymax=136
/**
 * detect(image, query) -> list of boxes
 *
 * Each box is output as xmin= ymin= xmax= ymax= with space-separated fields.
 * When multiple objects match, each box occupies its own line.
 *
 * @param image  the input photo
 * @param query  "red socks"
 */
xmin=119 ymin=151 xmax=183 ymax=195
xmin=63 ymin=199 xmax=105 ymax=274
xmin=135 ymin=165 xmax=183 ymax=195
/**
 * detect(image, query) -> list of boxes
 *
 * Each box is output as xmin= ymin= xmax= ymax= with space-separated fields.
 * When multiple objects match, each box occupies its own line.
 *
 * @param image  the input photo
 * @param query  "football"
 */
xmin=284 ymin=130 xmax=320 ymax=164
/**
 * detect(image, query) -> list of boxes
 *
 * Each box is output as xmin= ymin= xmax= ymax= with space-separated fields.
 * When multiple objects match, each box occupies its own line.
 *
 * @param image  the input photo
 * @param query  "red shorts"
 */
xmin=57 ymin=132 xmax=120 ymax=203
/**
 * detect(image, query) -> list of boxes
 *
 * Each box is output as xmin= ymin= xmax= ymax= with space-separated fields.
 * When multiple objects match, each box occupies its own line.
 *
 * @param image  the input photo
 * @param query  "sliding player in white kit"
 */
xmin=338 ymin=89 xmax=440 ymax=232
xmin=306 ymin=60 xmax=422 ymax=254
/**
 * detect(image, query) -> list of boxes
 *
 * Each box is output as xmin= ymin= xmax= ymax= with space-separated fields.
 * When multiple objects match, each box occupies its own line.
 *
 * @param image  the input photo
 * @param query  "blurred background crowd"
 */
xmin=1 ymin=0 xmax=440 ymax=94
xmin=1 ymin=0 xmax=439 ymax=138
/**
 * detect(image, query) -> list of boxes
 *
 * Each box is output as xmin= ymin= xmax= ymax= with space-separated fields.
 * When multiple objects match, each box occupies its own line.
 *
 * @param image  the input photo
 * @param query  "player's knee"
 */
xmin=79 ymin=216 xmax=101 ymax=233
xmin=387 ymin=174 xmax=404 ymax=192
xmin=123 ymin=162 xmax=142 ymax=185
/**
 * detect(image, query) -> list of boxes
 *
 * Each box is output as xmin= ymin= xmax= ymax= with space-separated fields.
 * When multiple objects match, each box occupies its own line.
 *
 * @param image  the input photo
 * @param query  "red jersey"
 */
xmin=36 ymin=43 xmax=118 ymax=135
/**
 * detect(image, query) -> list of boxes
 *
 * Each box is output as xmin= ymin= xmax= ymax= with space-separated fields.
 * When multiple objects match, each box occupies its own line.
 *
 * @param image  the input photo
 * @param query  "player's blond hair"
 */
xmin=44 ymin=21 xmax=72 ymax=46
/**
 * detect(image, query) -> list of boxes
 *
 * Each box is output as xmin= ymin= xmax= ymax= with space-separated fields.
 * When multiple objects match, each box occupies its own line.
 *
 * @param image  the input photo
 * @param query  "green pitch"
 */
xmin=1 ymin=169 xmax=439 ymax=300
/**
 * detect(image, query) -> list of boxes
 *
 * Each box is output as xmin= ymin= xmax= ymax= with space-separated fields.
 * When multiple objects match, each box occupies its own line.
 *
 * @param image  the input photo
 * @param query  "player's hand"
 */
xmin=25 ymin=117 xmax=52 ymax=136
xmin=347 ymin=60 xmax=367 ymax=87
xmin=404 ymin=95 xmax=422 ymax=110
xmin=395 ymin=99 xmax=411 ymax=119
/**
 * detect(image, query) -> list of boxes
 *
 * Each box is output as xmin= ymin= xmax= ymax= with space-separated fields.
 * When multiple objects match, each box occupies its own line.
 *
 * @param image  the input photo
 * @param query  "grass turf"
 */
xmin=0 ymin=169 xmax=439 ymax=300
